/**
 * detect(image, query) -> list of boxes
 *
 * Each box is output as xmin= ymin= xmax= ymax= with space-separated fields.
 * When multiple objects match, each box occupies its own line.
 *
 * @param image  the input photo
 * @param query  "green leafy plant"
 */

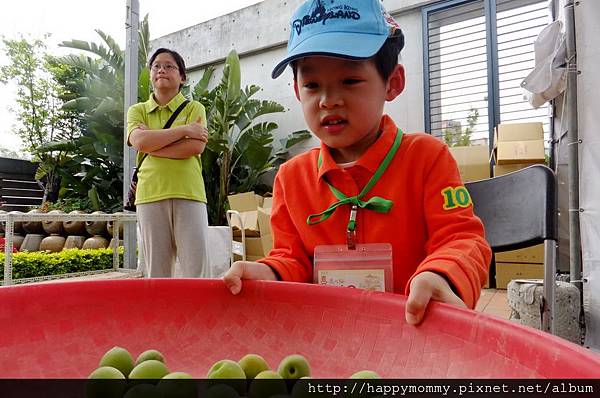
xmin=34 ymin=16 xmax=152 ymax=211
xmin=443 ymin=107 xmax=479 ymax=147
xmin=192 ymin=50 xmax=311 ymax=224
xmin=0 ymin=36 xmax=81 ymax=202
xmin=0 ymin=247 xmax=124 ymax=281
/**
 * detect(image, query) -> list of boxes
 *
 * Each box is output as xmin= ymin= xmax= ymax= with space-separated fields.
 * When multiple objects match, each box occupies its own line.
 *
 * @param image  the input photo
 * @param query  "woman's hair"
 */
xmin=148 ymin=48 xmax=187 ymax=88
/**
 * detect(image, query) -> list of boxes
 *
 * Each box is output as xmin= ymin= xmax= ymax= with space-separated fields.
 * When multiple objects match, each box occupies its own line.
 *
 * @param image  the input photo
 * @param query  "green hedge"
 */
xmin=0 ymin=247 xmax=124 ymax=280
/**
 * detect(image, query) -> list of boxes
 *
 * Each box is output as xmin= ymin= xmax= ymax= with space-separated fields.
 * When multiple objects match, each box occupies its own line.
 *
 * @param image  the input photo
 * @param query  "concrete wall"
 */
xmin=151 ymin=0 xmax=435 ymax=156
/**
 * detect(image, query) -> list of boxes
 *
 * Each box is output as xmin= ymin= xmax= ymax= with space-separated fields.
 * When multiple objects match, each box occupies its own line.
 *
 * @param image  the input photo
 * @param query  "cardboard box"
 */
xmin=257 ymin=206 xmax=273 ymax=255
xmin=495 ymin=262 xmax=544 ymax=289
xmin=228 ymin=192 xmax=263 ymax=237
xmin=228 ymin=192 xmax=263 ymax=211
xmin=233 ymin=253 xmax=263 ymax=262
xmin=229 ymin=191 xmax=274 ymax=258
xmin=493 ymin=163 xmax=534 ymax=177
xmin=494 ymin=122 xmax=546 ymax=165
xmin=448 ymin=145 xmax=490 ymax=182
xmin=495 ymin=244 xmax=544 ymax=264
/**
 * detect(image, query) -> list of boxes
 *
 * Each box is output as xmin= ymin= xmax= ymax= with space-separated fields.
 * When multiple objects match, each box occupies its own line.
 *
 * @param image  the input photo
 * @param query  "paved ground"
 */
xmin=476 ymin=288 xmax=510 ymax=319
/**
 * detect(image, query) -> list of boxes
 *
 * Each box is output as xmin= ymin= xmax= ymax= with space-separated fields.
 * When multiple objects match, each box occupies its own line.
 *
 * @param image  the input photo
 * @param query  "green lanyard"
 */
xmin=306 ymin=129 xmax=403 ymax=247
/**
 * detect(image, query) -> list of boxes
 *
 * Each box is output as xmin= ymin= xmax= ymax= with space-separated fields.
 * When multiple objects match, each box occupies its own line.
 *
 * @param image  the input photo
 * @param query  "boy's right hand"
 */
xmin=223 ymin=261 xmax=277 ymax=295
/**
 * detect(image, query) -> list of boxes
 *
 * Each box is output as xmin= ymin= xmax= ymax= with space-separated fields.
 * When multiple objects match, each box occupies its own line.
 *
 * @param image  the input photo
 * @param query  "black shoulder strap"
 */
xmin=137 ymin=100 xmax=191 ymax=167
xmin=163 ymin=100 xmax=190 ymax=129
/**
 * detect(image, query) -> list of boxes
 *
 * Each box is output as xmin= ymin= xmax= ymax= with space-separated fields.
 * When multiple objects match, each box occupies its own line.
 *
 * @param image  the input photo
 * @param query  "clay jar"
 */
xmin=85 ymin=211 xmax=107 ymax=237
xmin=0 ymin=210 xmax=5 ymax=234
xmin=109 ymin=238 xmax=124 ymax=249
xmin=63 ymin=235 xmax=86 ymax=250
xmin=42 ymin=210 xmax=66 ymax=235
xmin=40 ymin=234 xmax=66 ymax=252
xmin=11 ymin=234 xmax=25 ymax=251
xmin=63 ymin=210 xmax=87 ymax=236
xmin=82 ymin=235 xmax=109 ymax=250
xmin=20 ymin=234 xmax=45 ymax=252
xmin=22 ymin=209 xmax=45 ymax=234
xmin=107 ymin=212 xmax=125 ymax=238
xmin=8 ymin=211 xmax=25 ymax=235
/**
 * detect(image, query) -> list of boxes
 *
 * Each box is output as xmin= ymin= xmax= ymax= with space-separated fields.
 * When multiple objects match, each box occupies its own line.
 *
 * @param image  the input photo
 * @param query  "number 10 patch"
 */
xmin=441 ymin=186 xmax=472 ymax=210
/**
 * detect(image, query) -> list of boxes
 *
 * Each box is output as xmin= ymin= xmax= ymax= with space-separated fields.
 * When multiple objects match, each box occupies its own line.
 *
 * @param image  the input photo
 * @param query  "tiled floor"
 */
xmin=476 ymin=288 xmax=511 ymax=319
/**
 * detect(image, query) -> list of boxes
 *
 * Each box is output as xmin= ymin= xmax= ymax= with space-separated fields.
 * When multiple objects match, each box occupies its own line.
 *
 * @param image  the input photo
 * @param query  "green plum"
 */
xmin=277 ymin=355 xmax=311 ymax=379
xmin=349 ymin=370 xmax=381 ymax=379
xmin=86 ymin=366 xmax=127 ymax=398
xmin=129 ymin=359 xmax=170 ymax=382
xmin=207 ymin=359 xmax=246 ymax=395
xmin=156 ymin=372 xmax=196 ymax=398
xmin=248 ymin=370 xmax=288 ymax=398
xmin=207 ymin=359 xmax=246 ymax=379
xmin=98 ymin=346 xmax=135 ymax=377
xmin=204 ymin=384 xmax=240 ymax=398
xmin=135 ymin=349 xmax=165 ymax=366
xmin=238 ymin=353 xmax=270 ymax=379
xmin=123 ymin=383 xmax=162 ymax=398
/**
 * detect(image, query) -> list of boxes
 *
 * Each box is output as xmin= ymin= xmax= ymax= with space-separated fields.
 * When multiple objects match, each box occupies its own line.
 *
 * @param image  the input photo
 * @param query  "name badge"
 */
xmin=313 ymin=243 xmax=393 ymax=292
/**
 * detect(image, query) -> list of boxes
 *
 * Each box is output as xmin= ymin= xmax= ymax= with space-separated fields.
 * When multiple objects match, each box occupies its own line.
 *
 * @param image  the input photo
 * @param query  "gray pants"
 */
xmin=137 ymin=199 xmax=209 ymax=278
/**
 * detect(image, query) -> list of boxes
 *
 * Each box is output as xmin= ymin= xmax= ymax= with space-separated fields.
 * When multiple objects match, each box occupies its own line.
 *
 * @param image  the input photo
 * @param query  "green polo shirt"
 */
xmin=126 ymin=92 xmax=207 ymax=204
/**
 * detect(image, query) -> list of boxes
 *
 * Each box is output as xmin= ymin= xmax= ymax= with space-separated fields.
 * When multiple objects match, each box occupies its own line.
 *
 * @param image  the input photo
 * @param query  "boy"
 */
xmin=223 ymin=0 xmax=491 ymax=325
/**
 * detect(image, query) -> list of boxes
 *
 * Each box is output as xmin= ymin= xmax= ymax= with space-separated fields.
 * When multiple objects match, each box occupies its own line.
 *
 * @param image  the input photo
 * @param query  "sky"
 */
xmin=0 ymin=0 xmax=263 ymax=154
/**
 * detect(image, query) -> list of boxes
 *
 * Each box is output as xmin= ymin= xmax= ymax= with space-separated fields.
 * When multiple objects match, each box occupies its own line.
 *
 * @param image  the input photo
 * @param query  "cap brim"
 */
xmin=271 ymin=31 xmax=388 ymax=79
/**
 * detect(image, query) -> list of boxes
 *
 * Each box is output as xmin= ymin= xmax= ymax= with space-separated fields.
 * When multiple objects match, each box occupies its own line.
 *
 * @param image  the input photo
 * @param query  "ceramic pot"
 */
xmin=63 ymin=235 xmax=86 ymax=250
xmin=82 ymin=235 xmax=109 ymax=250
xmin=20 ymin=233 xmax=45 ymax=252
xmin=8 ymin=211 xmax=25 ymax=235
xmin=109 ymin=238 xmax=124 ymax=248
xmin=39 ymin=235 xmax=66 ymax=253
xmin=0 ymin=210 xmax=6 ymax=234
xmin=22 ymin=209 xmax=45 ymax=234
xmin=85 ymin=211 xmax=107 ymax=236
xmin=63 ymin=210 xmax=87 ymax=235
xmin=42 ymin=210 xmax=65 ymax=235
xmin=11 ymin=234 xmax=25 ymax=251
xmin=107 ymin=212 xmax=125 ymax=238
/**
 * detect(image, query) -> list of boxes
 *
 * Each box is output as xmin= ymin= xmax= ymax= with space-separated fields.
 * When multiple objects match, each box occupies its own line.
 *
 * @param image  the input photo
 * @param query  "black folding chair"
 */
xmin=465 ymin=164 xmax=558 ymax=334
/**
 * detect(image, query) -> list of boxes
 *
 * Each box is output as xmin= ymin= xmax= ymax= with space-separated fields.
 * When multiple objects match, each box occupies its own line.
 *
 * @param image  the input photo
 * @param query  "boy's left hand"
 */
xmin=405 ymin=271 xmax=466 ymax=325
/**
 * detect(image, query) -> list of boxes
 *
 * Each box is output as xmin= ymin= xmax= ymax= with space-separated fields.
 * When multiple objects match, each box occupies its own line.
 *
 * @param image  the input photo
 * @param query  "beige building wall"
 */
xmin=151 ymin=0 xmax=437 ymax=156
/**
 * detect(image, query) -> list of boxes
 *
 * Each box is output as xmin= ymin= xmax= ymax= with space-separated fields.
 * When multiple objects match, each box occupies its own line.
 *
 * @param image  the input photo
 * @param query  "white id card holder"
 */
xmin=313 ymin=243 xmax=393 ymax=292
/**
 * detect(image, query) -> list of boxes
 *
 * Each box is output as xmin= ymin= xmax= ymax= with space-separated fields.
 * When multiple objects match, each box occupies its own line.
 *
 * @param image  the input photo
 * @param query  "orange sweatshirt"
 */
xmin=258 ymin=115 xmax=491 ymax=308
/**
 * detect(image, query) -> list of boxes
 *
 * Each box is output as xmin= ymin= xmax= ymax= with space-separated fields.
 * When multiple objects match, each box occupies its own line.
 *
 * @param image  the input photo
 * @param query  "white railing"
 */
xmin=0 ymin=212 xmax=138 ymax=286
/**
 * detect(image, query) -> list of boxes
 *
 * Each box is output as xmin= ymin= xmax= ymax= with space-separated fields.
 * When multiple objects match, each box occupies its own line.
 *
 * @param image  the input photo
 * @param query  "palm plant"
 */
xmin=193 ymin=50 xmax=311 ymax=225
xmin=39 ymin=15 xmax=152 ymax=211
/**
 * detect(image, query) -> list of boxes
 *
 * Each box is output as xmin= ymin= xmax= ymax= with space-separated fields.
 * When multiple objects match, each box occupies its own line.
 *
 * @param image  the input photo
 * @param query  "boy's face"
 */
xmin=294 ymin=56 xmax=404 ymax=162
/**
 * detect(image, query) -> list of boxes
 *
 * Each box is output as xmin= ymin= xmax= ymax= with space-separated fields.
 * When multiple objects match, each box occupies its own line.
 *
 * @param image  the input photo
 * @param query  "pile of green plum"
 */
xmin=88 ymin=346 xmax=381 ymax=398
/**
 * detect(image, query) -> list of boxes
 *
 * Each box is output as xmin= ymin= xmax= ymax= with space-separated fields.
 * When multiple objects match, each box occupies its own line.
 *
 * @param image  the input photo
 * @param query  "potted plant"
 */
xmin=192 ymin=50 xmax=310 ymax=225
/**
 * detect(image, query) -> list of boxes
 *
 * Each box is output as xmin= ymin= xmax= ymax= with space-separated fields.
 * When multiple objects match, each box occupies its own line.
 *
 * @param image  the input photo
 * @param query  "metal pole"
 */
xmin=564 ymin=0 xmax=581 ymax=292
xmin=124 ymin=0 xmax=139 ymax=270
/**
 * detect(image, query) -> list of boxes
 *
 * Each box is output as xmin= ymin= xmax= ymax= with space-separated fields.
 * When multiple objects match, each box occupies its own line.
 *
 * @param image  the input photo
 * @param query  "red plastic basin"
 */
xmin=0 ymin=279 xmax=599 ymax=378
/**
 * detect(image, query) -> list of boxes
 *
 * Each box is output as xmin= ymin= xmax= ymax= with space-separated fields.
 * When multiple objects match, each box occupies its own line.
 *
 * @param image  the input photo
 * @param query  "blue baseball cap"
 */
xmin=271 ymin=0 xmax=403 ymax=78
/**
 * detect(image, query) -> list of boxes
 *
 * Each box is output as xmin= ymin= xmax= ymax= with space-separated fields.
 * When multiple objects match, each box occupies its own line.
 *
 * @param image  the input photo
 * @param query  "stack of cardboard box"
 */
xmin=227 ymin=192 xmax=273 ymax=261
xmin=448 ymin=145 xmax=490 ymax=183
xmin=492 ymin=122 xmax=546 ymax=288
xmin=448 ymin=144 xmax=491 ymax=287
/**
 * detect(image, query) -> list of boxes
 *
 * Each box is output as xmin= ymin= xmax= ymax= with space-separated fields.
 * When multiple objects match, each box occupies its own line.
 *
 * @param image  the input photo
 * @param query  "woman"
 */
xmin=127 ymin=48 xmax=209 ymax=278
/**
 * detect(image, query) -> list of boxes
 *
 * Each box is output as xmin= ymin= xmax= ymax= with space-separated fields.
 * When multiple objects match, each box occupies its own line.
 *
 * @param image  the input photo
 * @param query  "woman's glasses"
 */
xmin=151 ymin=63 xmax=179 ymax=72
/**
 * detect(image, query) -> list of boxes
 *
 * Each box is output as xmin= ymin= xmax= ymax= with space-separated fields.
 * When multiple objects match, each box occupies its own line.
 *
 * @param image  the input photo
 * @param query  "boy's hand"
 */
xmin=223 ymin=261 xmax=277 ymax=295
xmin=405 ymin=271 xmax=466 ymax=325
